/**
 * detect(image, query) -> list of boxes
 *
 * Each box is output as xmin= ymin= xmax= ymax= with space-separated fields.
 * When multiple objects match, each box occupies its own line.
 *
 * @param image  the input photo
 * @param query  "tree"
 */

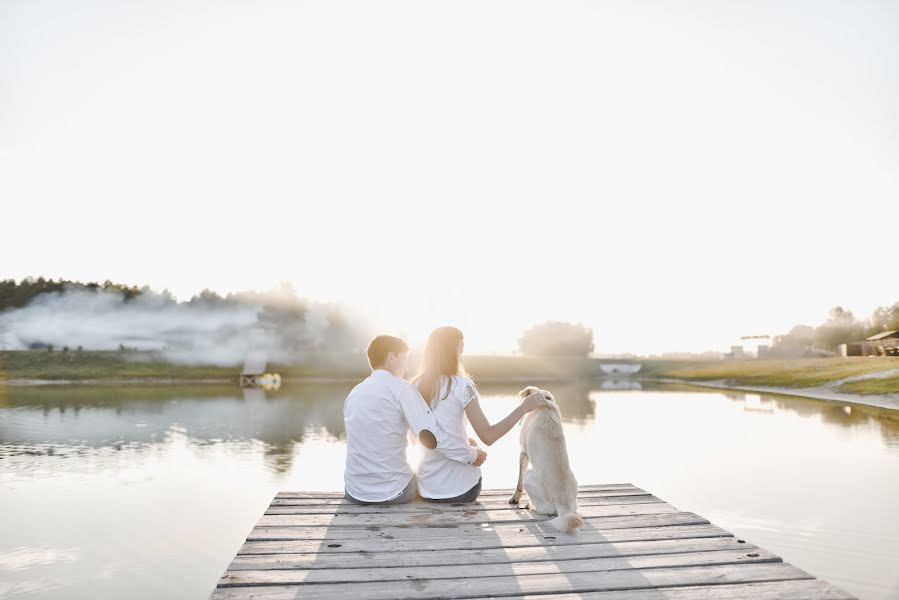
xmin=519 ymin=321 xmax=595 ymax=357
xmin=869 ymin=302 xmax=899 ymax=335
xmin=813 ymin=306 xmax=865 ymax=351
xmin=774 ymin=325 xmax=815 ymax=351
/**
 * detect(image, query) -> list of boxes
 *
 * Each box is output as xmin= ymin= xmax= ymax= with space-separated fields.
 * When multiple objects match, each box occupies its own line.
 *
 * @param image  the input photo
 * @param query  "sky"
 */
xmin=1 ymin=0 xmax=897 ymax=355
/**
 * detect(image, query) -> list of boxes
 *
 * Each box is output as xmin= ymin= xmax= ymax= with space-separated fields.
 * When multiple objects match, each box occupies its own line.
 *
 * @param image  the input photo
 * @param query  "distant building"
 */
xmin=599 ymin=363 xmax=642 ymax=375
xmin=843 ymin=330 xmax=899 ymax=357
xmin=726 ymin=345 xmax=745 ymax=360
xmin=861 ymin=330 xmax=899 ymax=357
xmin=240 ymin=327 xmax=282 ymax=388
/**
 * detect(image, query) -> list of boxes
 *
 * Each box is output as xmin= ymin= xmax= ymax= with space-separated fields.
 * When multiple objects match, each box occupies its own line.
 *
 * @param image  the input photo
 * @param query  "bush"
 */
xmin=518 ymin=321 xmax=595 ymax=357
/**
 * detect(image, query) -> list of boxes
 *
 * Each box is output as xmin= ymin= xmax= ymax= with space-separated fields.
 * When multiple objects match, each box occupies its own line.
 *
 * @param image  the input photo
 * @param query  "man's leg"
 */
xmin=382 ymin=475 xmax=417 ymax=505
xmin=343 ymin=490 xmax=371 ymax=505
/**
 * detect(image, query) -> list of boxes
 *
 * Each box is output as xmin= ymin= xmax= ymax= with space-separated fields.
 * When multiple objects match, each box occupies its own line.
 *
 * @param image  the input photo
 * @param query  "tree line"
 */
xmin=0 ymin=276 xmax=365 ymax=356
xmin=774 ymin=302 xmax=899 ymax=353
xmin=0 ymin=276 xmax=307 ymax=315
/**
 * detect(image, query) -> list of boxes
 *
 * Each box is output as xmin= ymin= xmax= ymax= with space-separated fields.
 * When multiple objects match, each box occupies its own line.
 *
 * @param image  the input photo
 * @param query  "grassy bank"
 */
xmin=0 ymin=350 xmax=376 ymax=382
xmin=837 ymin=374 xmax=899 ymax=395
xmin=2 ymin=350 xmax=896 ymax=396
xmin=641 ymin=357 xmax=899 ymax=395
xmin=0 ymin=350 xmax=603 ymax=383
xmin=0 ymin=350 xmax=237 ymax=381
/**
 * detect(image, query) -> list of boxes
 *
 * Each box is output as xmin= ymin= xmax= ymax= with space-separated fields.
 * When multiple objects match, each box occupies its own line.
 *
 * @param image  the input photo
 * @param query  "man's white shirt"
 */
xmin=343 ymin=369 xmax=478 ymax=502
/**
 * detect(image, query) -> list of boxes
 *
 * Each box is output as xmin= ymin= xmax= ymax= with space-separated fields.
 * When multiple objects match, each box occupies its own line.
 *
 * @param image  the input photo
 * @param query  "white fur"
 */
xmin=510 ymin=386 xmax=583 ymax=533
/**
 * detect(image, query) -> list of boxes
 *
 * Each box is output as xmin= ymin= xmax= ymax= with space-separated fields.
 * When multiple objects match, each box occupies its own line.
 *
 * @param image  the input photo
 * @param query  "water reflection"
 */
xmin=478 ymin=381 xmax=598 ymax=423
xmin=0 ymin=382 xmax=354 ymax=476
xmin=4 ymin=380 xmax=898 ymax=474
xmin=600 ymin=379 xmax=643 ymax=391
xmin=718 ymin=389 xmax=899 ymax=447
xmin=1 ymin=382 xmax=898 ymax=600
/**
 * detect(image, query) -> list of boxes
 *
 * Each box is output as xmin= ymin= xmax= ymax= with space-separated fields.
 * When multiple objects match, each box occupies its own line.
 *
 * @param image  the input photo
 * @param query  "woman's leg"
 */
xmin=421 ymin=478 xmax=482 ymax=503
xmin=458 ymin=477 xmax=482 ymax=502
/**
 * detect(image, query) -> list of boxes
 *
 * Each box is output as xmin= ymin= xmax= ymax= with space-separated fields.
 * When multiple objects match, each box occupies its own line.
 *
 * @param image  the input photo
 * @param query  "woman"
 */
xmin=413 ymin=326 xmax=543 ymax=503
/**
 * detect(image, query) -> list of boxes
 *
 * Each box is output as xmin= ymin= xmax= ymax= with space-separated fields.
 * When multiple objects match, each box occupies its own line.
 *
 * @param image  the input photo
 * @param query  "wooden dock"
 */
xmin=210 ymin=483 xmax=854 ymax=599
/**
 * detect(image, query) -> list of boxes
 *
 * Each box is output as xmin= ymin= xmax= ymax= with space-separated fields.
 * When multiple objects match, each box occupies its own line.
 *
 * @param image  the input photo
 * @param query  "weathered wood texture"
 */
xmin=210 ymin=484 xmax=855 ymax=599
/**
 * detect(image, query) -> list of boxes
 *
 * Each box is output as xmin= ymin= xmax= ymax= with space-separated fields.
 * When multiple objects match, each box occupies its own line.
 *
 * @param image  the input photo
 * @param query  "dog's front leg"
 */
xmin=509 ymin=452 xmax=529 ymax=504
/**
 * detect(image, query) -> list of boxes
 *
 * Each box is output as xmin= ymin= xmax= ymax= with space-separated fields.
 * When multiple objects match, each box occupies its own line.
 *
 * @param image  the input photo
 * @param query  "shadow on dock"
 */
xmin=208 ymin=484 xmax=854 ymax=598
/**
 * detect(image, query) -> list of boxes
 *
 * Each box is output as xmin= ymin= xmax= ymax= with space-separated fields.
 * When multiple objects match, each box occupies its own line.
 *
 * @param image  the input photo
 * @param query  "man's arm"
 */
xmin=397 ymin=384 xmax=479 ymax=465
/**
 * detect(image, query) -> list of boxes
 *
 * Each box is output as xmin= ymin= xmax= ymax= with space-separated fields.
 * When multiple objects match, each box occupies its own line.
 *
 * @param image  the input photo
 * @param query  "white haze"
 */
xmin=0 ymin=288 xmax=369 ymax=366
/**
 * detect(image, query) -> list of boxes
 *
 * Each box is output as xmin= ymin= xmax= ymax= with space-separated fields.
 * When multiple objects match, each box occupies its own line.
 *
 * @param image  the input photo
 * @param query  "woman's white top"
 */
xmin=416 ymin=375 xmax=482 ymax=499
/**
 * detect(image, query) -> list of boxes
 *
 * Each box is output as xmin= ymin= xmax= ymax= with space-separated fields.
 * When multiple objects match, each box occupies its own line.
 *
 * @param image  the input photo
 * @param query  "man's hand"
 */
xmin=468 ymin=437 xmax=478 ymax=447
xmin=473 ymin=448 xmax=488 ymax=466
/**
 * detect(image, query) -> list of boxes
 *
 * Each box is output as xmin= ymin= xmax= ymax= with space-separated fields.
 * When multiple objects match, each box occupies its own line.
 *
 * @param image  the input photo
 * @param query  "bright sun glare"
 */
xmin=1 ymin=1 xmax=896 ymax=355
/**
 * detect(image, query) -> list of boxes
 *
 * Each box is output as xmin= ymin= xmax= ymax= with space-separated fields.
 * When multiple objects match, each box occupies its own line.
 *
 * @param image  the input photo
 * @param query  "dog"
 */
xmin=509 ymin=386 xmax=583 ymax=533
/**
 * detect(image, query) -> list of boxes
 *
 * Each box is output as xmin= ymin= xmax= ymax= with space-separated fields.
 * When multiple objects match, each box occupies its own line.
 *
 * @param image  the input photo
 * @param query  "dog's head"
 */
xmin=518 ymin=386 xmax=561 ymax=418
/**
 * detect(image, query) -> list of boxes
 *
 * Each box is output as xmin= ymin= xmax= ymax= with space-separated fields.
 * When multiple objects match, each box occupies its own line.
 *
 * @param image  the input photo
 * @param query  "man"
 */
xmin=343 ymin=335 xmax=485 ymax=505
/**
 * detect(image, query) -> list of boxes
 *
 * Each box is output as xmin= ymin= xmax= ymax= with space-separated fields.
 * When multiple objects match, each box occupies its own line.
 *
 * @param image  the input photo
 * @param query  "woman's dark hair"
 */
xmin=413 ymin=326 xmax=467 ymax=406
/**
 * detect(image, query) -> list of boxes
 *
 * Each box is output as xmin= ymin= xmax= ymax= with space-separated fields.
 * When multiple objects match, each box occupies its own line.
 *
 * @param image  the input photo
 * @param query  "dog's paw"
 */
xmin=509 ymin=495 xmax=520 ymax=504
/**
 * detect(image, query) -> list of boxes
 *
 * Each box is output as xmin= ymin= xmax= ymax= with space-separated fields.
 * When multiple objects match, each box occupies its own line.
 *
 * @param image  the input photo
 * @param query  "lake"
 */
xmin=1 ymin=381 xmax=898 ymax=599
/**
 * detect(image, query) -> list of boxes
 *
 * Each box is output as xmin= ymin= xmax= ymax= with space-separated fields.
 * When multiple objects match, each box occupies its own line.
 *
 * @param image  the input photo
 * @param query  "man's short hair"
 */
xmin=367 ymin=335 xmax=409 ymax=369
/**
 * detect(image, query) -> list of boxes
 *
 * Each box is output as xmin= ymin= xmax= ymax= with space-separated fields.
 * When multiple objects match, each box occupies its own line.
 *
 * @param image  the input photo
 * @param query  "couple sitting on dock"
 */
xmin=343 ymin=326 xmax=544 ymax=505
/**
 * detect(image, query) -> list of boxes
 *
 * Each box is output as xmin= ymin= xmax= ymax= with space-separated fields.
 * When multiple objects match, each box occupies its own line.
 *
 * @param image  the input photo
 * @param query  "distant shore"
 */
xmin=2 ymin=350 xmax=897 ymax=412
xmin=648 ymin=377 xmax=899 ymax=414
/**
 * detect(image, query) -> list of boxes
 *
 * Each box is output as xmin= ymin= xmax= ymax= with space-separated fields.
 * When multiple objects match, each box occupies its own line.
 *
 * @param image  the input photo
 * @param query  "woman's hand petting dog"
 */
xmin=520 ymin=391 xmax=547 ymax=413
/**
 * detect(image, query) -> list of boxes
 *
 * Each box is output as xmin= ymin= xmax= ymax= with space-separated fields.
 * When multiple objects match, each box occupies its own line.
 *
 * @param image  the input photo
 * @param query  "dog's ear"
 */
xmin=519 ymin=386 xmax=540 ymax=399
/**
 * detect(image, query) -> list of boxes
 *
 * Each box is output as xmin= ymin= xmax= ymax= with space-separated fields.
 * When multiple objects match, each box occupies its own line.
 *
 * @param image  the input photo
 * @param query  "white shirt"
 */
xmin=343 ymin=369 xmax=478 ymax=503
xmin=416 ymin=375 xmax=483 ymax=500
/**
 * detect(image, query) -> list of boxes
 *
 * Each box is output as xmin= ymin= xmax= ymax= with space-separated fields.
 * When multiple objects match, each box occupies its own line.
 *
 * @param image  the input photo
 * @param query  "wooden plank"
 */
xmin=274 ymin=483 xmax=640 ymax=499
xmin=212 ymin=483 xmax=854 ymax=600
xmin=238 ymin=523 xmax=730 ymax=555
xmin=270 ymin=489 xmax=654 ymax=508
xmin=474 ymin=579 xmax=855 ymax=600
xmin=245 ymin=511 xmax=712 ymax=543
xmin=209 ymin=563 xmax=814 ymax=600
xmin=256 ymin=502 xmax=676 ymax=527
xmin=267 ymin=494 xmax=662 ymax=514
xmin=227 ymin=536 xmax=759 ymax=571
xmin=219 ymin=547 xmax=782 ymax=586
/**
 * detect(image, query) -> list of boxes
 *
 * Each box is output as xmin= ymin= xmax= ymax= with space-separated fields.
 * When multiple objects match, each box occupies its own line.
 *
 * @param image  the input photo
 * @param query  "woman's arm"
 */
xmin=465 ymin=392 xmax=543 ymax=446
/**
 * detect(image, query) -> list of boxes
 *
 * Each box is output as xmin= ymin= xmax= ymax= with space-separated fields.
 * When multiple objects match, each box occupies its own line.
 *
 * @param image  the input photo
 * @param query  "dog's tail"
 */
xmin=549 ymin=511 xmax=583 ymax=533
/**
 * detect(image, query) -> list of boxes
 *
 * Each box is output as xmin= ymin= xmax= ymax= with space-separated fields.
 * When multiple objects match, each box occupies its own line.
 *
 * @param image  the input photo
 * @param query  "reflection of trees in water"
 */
xmin=476 ymin=382 xmax=597 ymax=424
xmin=1 ymin=382 xmax=355 ymax=474
xmin=244 ymin=384 xmax=350 ymax=474
xmin=9 ymin=381 xmax=895 ymax=470
xmin=717 ymin=390 xmax=899 ymax=447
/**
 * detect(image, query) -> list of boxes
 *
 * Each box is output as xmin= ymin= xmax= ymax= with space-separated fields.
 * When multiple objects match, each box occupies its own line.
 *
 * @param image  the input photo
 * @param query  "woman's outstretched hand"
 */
xmin=520 ymin=391 xmax=545 ymax=413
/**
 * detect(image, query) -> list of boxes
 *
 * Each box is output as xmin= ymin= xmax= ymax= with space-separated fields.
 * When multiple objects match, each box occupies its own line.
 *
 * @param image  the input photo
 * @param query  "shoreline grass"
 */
xmin=2 ymin=350 xmax=897 ymax=396
xmin=641 ymin=357 xmax=899 ymax=395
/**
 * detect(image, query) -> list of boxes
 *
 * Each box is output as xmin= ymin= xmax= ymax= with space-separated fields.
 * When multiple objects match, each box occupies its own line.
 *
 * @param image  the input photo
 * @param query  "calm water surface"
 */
xmin=1 ymin=381 xmax=898 ymax=599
